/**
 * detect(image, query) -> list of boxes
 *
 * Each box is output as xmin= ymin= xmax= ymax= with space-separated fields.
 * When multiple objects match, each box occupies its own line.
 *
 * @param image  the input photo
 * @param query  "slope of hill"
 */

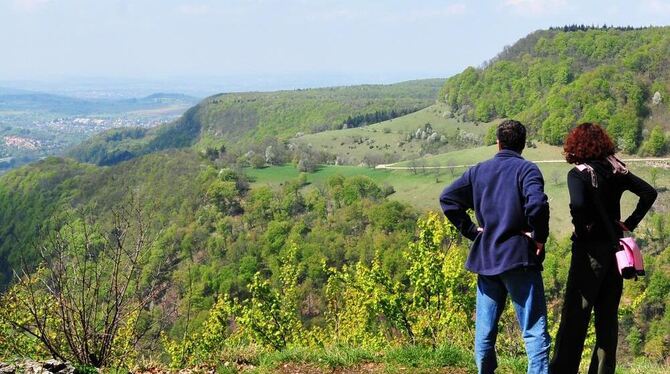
xmin=441 ymin=26 xmax=670 ymax=153
xmin=293 ymin=102 xmax=493 ymax=165
xmin=392 ymin=142 xmax=564 ymax=166
xmin=68 ymin=79 xmax=444 ymax=165
xmin=0 ymin=150 xmax=207 ymax=287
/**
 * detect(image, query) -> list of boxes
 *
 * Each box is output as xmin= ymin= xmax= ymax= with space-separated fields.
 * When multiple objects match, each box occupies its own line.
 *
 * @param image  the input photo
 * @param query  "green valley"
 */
xmin=1 ymin=26 xmax=670 ymax=374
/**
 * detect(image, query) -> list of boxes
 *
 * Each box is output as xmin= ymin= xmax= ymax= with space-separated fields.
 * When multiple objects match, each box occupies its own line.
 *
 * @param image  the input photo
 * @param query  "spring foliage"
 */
xmin=441 ymin=27 xmax=670 ymax=152
xmin=162 ymin=213 xmax=477 ymax=366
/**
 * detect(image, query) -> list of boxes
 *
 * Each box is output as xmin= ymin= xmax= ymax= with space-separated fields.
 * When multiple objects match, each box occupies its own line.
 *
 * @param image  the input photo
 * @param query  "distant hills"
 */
xmin=0 ymin=89 xmax=199 ymax=115
xmin=440 ymin=26 xmax=670 ymax=153
xmin=69 ymin=79 xmax=444 ymax=165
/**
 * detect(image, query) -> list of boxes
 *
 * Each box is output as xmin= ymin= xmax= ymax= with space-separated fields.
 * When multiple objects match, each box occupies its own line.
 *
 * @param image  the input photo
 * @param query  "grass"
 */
xmin=391 ymin=142 xmax=565 ymax=167
xmin=150 ymin=344 xmax=670 ymax=373
xmin=248 ymin=158 xmax=669 ymax=238
xmin=247 ymin=164 xmax=447 ymax=216
xmin=229 ymin=344 xmax=476 ymax=373
xmin=294 ymin=103 xmax=494 ymax=165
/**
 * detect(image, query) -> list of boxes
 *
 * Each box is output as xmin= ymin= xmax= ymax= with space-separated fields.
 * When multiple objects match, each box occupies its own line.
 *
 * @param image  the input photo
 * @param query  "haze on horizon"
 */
xmin=2 ymin=0 xmax=670 ymax=95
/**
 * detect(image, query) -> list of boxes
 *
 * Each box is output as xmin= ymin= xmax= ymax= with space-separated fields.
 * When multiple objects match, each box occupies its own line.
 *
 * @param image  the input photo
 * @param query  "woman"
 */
xmin=550 ymin=123 xmax=657 ymax=374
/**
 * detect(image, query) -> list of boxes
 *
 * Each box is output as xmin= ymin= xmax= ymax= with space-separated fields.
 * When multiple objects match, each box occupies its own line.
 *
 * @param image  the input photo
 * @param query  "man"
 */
xmin=439 ymin=119 xmax=551 ymax=374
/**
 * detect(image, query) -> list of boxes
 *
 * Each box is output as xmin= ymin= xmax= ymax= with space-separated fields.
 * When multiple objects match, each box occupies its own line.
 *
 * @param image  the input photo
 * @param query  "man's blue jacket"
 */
xmin=439 ymin=149 xmax=550 ymax=275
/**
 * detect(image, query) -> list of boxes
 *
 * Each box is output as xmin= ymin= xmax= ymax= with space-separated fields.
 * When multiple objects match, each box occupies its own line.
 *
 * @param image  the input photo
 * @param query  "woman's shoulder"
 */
xmin=567 ymin=166 xmax=586 ymax=179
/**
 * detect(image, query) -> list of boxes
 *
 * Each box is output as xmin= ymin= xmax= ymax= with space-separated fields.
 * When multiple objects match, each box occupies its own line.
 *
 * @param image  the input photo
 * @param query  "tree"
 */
xmin=297 ymin=158 xmax=317 ymax=173
xmin=2 ymin=200 xmax=167 ymax=368
xmin=238 ymin=244 xmax=303 ymax=350
xmin=484 ymin=124 xmax=497 ymax=146
xmin=640 ymin=127 xmax=667 ymax=157
xmin=250 ymin=153 xmax=266 ymax=169
xmin=650 ymin=167 xmax=659 ymax=189
xmin=408 ymin=159 xmax=418 ymax=175
xmin=206 ymin=180 xmax=242 ymax=215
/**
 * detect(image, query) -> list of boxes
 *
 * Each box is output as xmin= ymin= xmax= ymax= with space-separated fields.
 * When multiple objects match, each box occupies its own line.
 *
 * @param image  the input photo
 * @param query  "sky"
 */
xmin=1 ymin=0 xmax=670 ymax=94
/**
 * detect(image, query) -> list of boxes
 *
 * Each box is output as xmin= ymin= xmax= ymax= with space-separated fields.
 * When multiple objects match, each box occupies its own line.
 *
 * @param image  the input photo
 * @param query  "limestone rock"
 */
xmin=653 ymin=91 xmax=662 ymax=105
xmin=2 ymin=360 xmax=76 ymax=374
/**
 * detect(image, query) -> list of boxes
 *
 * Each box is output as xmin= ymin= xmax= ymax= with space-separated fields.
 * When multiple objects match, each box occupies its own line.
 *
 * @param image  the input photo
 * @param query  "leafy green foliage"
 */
xmin=0 ymin=150 xmax=210 ymax=291
xmin=441 ymin=27 xmax=670 ymax=151
xmin=640 ymin=127 xmax=667 ymax=156
xmin=0 ymin=203 xmax=164 ymax=369
xmin=0 ymin=270 xmax=53 ymax=360
xmin=405 ymin=213 xmax=475 ymax=348
xmin=238 ymin=244 xmax=304 ymax=350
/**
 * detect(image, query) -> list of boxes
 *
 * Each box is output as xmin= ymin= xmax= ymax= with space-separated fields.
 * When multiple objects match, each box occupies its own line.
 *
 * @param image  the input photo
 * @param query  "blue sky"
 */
xmin=1 ymin=0 xmax=670 ymax=88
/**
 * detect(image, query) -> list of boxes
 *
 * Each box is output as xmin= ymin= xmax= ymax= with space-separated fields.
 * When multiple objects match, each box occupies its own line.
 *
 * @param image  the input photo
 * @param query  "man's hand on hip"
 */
xmin=523 ymin=231 xmax=545 ymax=257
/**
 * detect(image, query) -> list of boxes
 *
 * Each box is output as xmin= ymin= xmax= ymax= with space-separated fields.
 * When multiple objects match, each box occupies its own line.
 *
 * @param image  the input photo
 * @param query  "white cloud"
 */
xmin=503 ymin=0 xmax=568 ymax=15
xmin=12 ymin=0 xmax=52 ymax=12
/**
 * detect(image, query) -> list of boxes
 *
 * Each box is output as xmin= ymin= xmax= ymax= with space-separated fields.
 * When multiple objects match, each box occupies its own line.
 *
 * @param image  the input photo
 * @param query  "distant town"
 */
xmin=0 ymin=112 xmax=183 ymax=171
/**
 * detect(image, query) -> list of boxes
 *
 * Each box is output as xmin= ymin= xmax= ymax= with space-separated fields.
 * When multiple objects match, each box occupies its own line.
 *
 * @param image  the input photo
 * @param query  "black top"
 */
xmin=568 ymin=161 xmax=657 ymax=244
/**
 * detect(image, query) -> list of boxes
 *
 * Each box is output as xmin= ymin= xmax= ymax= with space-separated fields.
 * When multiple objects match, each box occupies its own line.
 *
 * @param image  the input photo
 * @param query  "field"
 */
xmin=249 ymin=144 xmax=669 ymax=238
xmin=293 ymin=103 xmax=493 ymax=165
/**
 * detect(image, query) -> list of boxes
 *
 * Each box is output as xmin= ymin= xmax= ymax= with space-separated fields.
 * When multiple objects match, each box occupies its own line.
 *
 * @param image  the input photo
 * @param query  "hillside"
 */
xmin=441 ymin=26 xmax=670 ymax=154
xmin=392 ymin=142 xmax=565 ymax=166
xmin=0 ymin=151 xmax=208 ymax=287
xmin=293 ymin=102 xmax=493 ymax=165
xmin=68 ymin=79 xmax=444 ymax=165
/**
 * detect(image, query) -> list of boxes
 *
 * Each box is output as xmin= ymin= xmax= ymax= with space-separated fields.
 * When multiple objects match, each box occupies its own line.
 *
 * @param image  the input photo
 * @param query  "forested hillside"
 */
xmin=69 ymin=79 xmax=443 ymax=165
xmin=441 ymin=26 xmax=670 ymax=154
xmin=0 ymin=151 xmax=208 ymax=287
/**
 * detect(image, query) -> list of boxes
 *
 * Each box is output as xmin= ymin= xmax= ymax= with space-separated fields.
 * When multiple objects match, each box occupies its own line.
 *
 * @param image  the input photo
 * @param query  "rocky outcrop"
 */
xmin=0 ymin=360 xmax=78 ymax=374
xmin=653 ymin=91 xmax=662 ymax=105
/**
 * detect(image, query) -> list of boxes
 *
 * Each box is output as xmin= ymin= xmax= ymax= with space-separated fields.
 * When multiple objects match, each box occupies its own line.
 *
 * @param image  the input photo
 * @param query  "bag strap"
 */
xmin=575 ymin=165 xmax=620 ymax=250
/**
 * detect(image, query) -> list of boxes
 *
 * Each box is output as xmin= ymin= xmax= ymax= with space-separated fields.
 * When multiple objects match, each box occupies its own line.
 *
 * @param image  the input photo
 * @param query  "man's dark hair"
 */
xmin=496 ymin=119 xmax=526 ymax=153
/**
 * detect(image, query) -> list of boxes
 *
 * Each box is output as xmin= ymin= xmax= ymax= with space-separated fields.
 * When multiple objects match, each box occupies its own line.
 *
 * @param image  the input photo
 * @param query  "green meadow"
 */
xmin=249 ymin=143 xmax=668 ymax=238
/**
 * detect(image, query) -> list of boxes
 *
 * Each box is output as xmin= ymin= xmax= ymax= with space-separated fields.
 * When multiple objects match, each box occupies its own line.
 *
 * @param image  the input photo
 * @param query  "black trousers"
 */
xmin=550 ymin=241 xmax=623 ymax=374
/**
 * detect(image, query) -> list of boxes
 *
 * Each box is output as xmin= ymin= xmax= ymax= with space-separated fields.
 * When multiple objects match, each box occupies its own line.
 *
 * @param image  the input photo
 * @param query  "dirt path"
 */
xmin=376 ymin=158 xmax=670 ymax=170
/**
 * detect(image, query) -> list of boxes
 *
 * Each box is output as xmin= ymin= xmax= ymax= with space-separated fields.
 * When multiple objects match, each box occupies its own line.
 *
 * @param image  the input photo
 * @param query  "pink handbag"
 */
xmin=616 ymin=237 xmax=645 ymax=279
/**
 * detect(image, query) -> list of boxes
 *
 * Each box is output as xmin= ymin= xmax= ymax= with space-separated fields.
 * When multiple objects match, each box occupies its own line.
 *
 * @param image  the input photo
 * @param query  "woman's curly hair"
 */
xmin=563 ymin=122 xmax=616 ymax=164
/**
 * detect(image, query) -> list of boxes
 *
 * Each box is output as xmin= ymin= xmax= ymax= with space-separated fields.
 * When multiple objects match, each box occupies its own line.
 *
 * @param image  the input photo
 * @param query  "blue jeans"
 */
xmin=475 ymin=268 xmax=551 ymax=374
